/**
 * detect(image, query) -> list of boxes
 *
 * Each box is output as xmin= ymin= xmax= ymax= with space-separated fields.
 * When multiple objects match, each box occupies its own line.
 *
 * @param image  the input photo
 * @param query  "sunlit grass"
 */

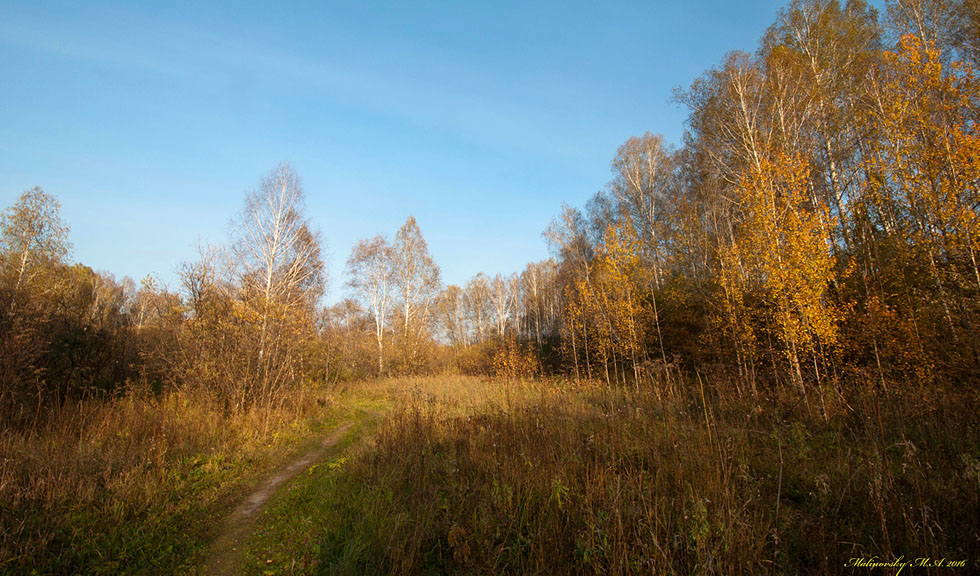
xmin=248 ymin=376 xmax=980 ymax=575
xmin=0 ymin=381 xmax=380 ymax=575
xmin=4 ymin=375 xmax=977 ymax=575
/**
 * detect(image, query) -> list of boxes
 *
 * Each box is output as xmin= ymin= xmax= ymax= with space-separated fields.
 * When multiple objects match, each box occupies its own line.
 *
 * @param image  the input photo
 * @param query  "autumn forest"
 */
xmin=2 ymin=0 xmax=980 ymax=574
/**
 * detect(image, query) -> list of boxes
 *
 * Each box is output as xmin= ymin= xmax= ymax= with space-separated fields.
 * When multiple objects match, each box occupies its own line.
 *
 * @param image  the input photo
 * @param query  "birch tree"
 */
xmin=0 ymin=188 xmax=71 ymax=421
xmin=0 ymin=187 xmax=71 ymax=293
xmin=437 ymin=284 xmax=468 ymax=349
xmin=393 ymin=216 xmax=441 ymax=348
xmin=489 ymin=273 xmax=515 ymax=337
xmin=347 ymin=235 xmax=395 ymax=376
xmin=464 ymin=273 xmax=493 ymax=344
xmin=228 ymin=163 xmax=324 ymax=407
xmin=232 ymin=163 xmax=324 ymax=313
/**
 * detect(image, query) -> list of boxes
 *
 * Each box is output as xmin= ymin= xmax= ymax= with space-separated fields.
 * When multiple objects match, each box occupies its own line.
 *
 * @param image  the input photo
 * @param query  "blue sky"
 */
xmin=1 ymin=0 xmax=795 ymax=302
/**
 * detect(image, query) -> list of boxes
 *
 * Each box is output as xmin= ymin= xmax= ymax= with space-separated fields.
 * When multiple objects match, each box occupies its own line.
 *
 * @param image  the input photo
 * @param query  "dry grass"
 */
xmin=3 ymin=375 xmax=978 ymax=575
xmin=0 ymin=382 xmax=371 ymax=575
xmin=307 ymin=376 xmax=980 ymax=575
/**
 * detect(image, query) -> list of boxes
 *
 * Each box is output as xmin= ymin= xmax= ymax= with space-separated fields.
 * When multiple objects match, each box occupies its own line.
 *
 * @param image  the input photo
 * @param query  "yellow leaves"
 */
xmin=718 ymin=149 xmax=839 ymax=372
xmin=560 ymin=218 xmax=653 ymax=381
xmin=230 ymin=299 xmax=263 ymax=324
xmin=491 ymin=336 xmax=538 ymax=381
xmin=868 ymin=32 xmax=980 ymax=296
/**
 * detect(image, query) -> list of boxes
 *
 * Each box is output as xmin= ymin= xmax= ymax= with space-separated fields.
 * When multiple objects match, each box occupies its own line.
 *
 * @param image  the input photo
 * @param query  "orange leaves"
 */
xmin=864 ymin=33 xmax=980 ymax=348
xmin=717 ymin=148 xmax=839 ymax=384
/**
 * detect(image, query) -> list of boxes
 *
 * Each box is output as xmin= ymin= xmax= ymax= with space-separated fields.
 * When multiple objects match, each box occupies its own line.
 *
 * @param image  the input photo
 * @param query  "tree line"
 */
xmin=437 ymin=0 xmax=980 ymax=396
xmin=3 ymin=0 xmax=979 ymax=429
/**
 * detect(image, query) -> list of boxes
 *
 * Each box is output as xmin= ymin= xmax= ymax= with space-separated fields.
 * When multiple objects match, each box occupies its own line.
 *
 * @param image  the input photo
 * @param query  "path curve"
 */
xmin=200 ymin=422 xmax=354 ymax=575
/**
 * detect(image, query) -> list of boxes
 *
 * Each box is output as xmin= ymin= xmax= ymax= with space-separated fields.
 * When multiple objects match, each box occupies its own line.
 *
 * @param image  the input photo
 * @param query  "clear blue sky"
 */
xmin=2 ymin=0 xmax=795 ymax=302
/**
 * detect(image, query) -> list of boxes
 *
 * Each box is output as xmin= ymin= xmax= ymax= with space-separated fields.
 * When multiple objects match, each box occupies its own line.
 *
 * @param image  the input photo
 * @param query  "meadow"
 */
xmin=0 ymin=382 xmax=380 ymax=575
xmin=246 ymin=376 xmax=979 ymax=575
xmin=2 ymin=373 xmax=978 ymax=575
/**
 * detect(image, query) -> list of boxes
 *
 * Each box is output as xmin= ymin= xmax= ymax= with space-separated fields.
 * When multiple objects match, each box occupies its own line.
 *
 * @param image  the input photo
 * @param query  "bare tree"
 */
xmin=437 ymin=284 xmax=469 ymax=349
xmin=520 ymin=260 xmax=559 ymax=350
xmin=347 ymin=235 xmax=395 ymax=376
xmin=393 ymin=216 xmax=441 ymax=359
xmin=464 ymin=273 xmax=492 ymax=344
xmin=489 ymin=273 xmax=514 ymax=337
xmin=232 ymin=163 xmax=324 ymax=312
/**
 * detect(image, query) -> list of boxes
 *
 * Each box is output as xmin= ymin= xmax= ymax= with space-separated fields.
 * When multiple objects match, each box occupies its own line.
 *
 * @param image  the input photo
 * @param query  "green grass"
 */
xmin=241 ymin=409 xmax=380 ymax=575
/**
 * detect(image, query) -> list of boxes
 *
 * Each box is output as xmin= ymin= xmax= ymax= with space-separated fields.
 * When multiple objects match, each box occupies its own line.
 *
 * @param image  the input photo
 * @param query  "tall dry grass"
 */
xmin=314 ymin=375 xmax=980 ymax=575
xmin=0 ymin=382 xmax=359 ymax=575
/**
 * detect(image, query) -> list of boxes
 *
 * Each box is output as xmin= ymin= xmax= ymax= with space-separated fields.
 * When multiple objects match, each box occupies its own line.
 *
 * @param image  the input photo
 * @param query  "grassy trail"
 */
xmin=233 ymin=376 xmax=520 ymax=574
xmin=200 ymin=422 xmax=357 ymax=575
xmin=0 ymin=381 xmax=392 ymax=575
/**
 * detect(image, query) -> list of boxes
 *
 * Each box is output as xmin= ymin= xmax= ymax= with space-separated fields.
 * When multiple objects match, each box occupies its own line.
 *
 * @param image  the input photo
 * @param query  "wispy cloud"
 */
xmin=0 ymin=4 xmax=601 ymax=170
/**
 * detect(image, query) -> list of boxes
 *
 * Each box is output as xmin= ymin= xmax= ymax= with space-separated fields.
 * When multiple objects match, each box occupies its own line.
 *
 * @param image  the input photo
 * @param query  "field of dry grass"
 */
xmin=250 ymin=375 xmax=980 ymax=575
xmin=0 ymin=381 xmax=385 ymax=575
xmin=2 ymin=375 xmax=978 ymax=575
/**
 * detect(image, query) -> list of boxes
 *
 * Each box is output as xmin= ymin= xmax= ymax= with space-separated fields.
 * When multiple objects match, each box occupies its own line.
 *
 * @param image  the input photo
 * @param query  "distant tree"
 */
xmin=519 ymin=260 xmax=555 ymax=351
xmin=464 ymin=273 xmax=493 ymax=344
xmin=0 ymin=187 xmax=71 ymax=293
xmin=545 ymin=205 xmax=594 ymax=282
xmin=546 ymin=205 xmax=597 ymax=379
xmin=127 ymin=275 xmax=182 ymax=388
xmin=0 ymin=188 xmax=72 ymax=424
xmin=392 ymin=216 xmax=441 ymax=367
xmin=1 ymin=191 xmax=142 ymax=422
xmin=489 ymin=273 xmax=515 ymax=337
xmin=231 ymin=162 xmax=325 ymax=314
xmin=436 ymin=284 xmax=468 ymax=349
xmin=319 ymin=298 xmax=376 ymax=382
xmin=347 ymin=235 xmax=395 ymax=376
xmin=609 ymin=133 xmax=675 ymax=287
xmin=177 ymin=164 xmax=325 ymax=414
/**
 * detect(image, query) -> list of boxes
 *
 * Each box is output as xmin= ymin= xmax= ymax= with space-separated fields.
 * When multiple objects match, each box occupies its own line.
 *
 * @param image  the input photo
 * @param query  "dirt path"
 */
xmin=200 ymin=422 xmax=355 ymax=576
